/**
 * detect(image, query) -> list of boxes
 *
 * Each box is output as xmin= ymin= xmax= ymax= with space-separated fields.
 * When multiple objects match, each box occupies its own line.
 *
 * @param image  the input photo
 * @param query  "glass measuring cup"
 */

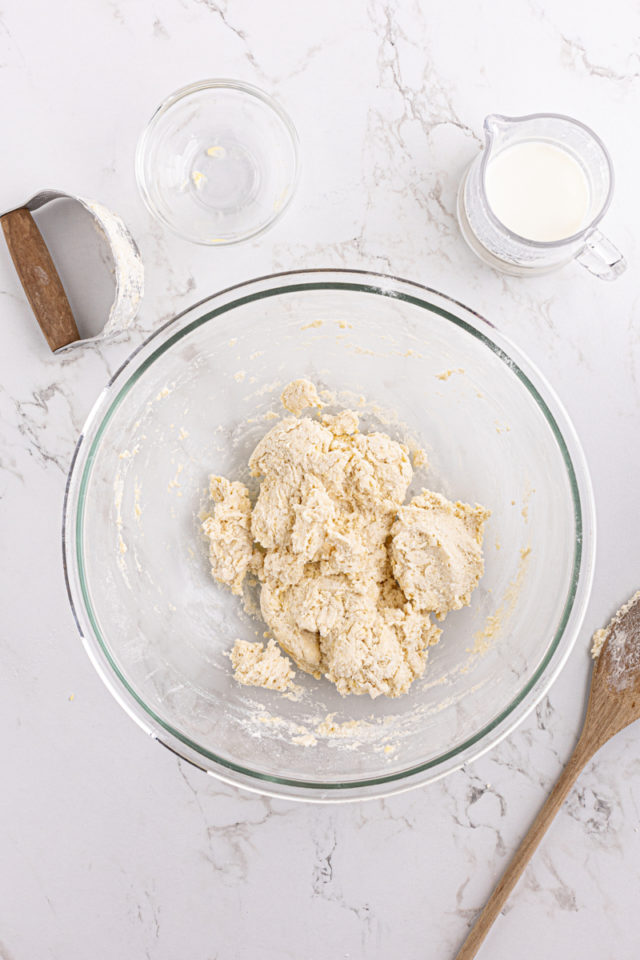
xmin=457 ymin=113 xmax=626 ymax=280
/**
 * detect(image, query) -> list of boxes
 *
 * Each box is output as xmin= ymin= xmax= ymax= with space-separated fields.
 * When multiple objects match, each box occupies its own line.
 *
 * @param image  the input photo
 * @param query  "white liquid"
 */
xmin=484 ymin=141 xmax=591 ymax=242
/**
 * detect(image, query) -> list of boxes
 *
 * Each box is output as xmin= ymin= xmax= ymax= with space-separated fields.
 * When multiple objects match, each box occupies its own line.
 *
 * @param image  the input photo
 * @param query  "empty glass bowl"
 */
xmin=135 ymin=80 xmax=299 ymax=244
xmin=63 ymin=270 xmax=595 ymax=801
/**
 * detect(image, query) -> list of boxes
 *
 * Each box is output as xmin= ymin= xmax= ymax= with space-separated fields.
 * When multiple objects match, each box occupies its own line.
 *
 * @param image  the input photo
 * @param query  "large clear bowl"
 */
xmin=63 ymin=270 xmax=595 ymax=801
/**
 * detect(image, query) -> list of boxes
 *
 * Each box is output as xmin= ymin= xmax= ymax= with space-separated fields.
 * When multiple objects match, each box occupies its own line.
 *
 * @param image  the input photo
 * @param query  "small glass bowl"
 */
xmin=135 ymin=80 xmax=299 ymax=245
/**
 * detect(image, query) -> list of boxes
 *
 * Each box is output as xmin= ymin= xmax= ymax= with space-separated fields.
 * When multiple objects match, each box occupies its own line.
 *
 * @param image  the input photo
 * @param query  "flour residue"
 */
xmin=521 ymin=485 xmax=535 ymax=523
xmin=315 ymin=712 xmax=393 ymax=739
xmin=112 ymin=474 xmax=131 ymax=585
xmin=469 ymin=546 xmax=531 ymax=655
xmin=250 ymin=707 xmax=399 ymax=752
xmin=592 ymin=590 xmax=640 ymax=691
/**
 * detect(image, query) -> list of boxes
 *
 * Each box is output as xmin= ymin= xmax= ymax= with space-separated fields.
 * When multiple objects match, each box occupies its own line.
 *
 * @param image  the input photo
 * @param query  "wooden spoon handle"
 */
xmin=1 ymin=207 xmax=80 ymax=351
xmin=454 ymin=738 xmax=593 ymax=960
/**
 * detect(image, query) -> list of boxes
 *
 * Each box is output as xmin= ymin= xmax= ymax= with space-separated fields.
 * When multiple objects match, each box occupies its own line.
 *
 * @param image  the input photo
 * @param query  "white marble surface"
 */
xmin=2 ymin=1 xmax=640 ymax=957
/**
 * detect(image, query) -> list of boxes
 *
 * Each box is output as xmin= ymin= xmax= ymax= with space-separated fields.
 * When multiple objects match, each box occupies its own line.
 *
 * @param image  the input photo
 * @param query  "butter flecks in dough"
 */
xmin=230 ymin=639 xmax=296 ymax=691
xmin=203 ymin=380 xmax=488 ymax=698
xmin=391 ymin=491 xmax=490 ymax=620
xmin=280 ymin=378 xmax=324 ymax=416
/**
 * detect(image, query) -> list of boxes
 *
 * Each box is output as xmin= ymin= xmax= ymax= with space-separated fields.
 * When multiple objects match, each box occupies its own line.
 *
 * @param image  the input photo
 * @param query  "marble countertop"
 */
xmin=2 ymin=1 xmax=640 ymax=957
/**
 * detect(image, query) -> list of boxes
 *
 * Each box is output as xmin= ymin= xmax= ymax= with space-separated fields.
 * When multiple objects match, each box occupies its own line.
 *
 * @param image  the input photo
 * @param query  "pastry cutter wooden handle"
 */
xmin=1 ymin=207 xmax=79 ymax=351
xmin=1 ymin=189 xmax=144 ymax=352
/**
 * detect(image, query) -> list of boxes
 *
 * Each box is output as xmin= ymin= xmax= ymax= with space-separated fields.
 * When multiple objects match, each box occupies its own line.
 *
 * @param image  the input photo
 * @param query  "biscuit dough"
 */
xmin=203 ymin=380 xmax=489 ymax=698
xmin=230 ymin=639 xmax=296 ymax=691
xmin=391 ymin=491 xmax=490 ymax=619
xmin=281 ymin=378 xmax=324 ymax=416
xmin=202 ymin=476 xmax=253 ymax=596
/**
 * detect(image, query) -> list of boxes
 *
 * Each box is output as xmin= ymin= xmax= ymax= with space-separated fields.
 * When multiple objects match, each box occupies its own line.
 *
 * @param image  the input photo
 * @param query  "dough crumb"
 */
xmin=119 ymin=445 xmax=140 ymax=460
xmin=316 ymin=714 xmax=368 ymax=737
xmin=281 ymin=378 xmax=324 ymax=416
xmin=591 ymin=628 xmax=608 ymax=659
xmin=412 ymin=448 xmax=428 ymax=469
xmin=292 ymin=732 xmax=317 ymax=746
xmin=230 ymin=639 xmax=296 ymax=692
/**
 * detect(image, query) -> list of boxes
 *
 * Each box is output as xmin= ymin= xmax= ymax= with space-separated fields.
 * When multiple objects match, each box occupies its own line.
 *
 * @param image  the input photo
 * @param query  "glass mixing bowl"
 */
xmin=135 ymin=80 xmax=299 ymax=245
xmin=63 ymin=270 xmax=595 ymax=801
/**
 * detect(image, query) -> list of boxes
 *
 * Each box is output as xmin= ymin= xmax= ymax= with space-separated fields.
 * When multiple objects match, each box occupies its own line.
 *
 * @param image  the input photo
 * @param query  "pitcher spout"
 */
xmin=482 ymin=114 xmax=519 ymax=154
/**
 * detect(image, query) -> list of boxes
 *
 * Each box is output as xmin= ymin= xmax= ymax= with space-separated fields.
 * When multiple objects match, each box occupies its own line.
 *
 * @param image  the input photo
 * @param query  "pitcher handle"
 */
xmin=575 ymin=229 xmax=626 ymax=281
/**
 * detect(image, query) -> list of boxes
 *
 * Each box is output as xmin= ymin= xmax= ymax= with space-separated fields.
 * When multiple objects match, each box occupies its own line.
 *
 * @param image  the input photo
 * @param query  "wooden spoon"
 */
xmin=455 ymin=590 xmax=640 ymax=960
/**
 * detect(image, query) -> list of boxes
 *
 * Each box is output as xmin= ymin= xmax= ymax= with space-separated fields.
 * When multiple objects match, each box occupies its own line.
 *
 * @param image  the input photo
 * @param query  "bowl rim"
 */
xmin=62 ymin=268 xmax=596 ymax=802
xmin=134 ymin=78 xmax=300 ymax=246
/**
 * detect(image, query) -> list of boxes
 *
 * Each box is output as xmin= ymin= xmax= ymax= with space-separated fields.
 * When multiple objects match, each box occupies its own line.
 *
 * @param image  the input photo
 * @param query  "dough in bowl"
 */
xmin=202 ymin=380 xmax=490 ymax=698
